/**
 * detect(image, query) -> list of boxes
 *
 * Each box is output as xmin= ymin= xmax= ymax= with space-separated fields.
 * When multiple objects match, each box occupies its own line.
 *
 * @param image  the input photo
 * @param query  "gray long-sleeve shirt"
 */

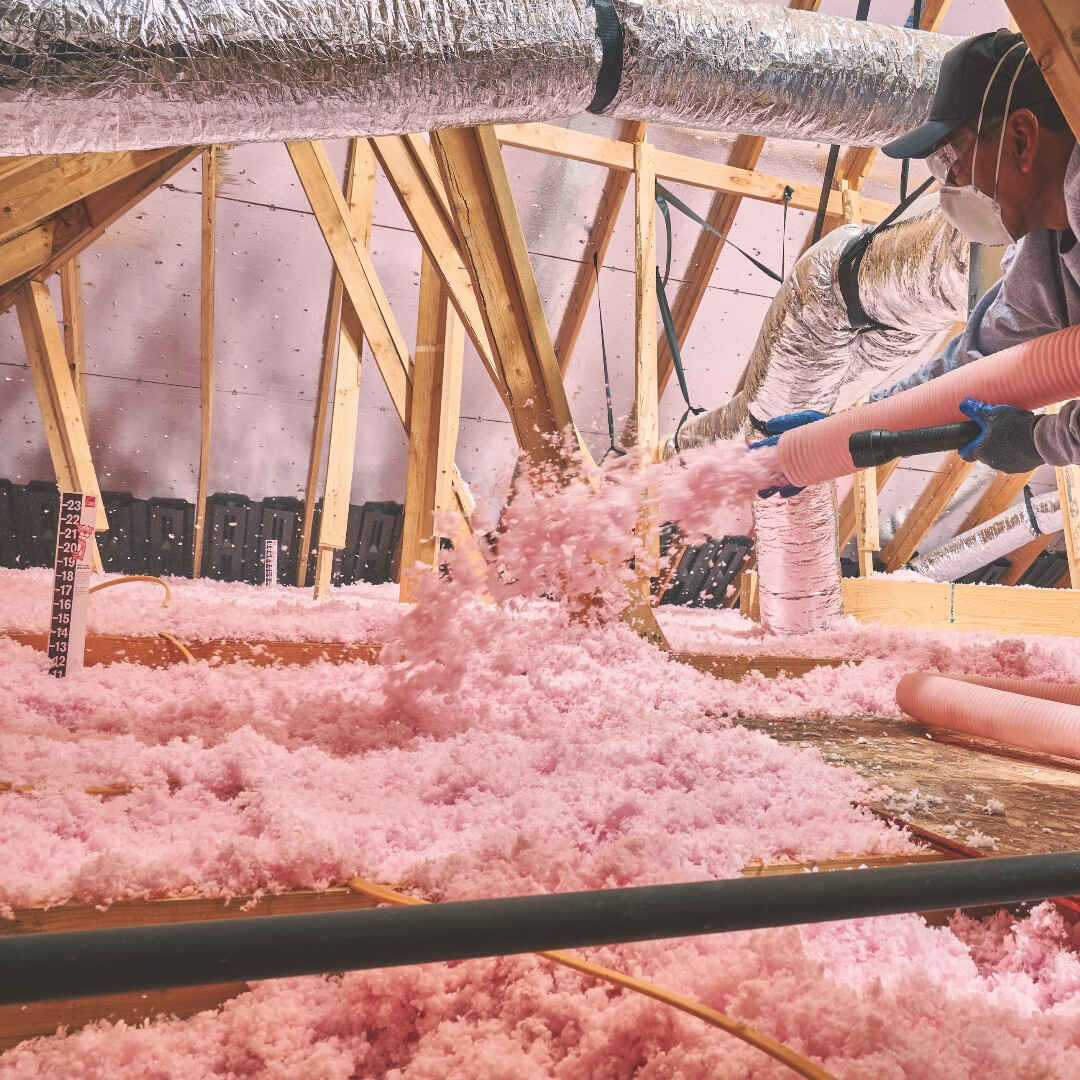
xmin=870 ymin=141 xmax=1080 ymax=465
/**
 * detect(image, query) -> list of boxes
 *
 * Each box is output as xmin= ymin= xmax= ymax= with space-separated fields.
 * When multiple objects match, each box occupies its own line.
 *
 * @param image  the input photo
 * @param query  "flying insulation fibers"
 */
xmin=0 ymin=0 xmax=956 ymax=154
xmin=665 ymin=199 xmax=969 ymax=634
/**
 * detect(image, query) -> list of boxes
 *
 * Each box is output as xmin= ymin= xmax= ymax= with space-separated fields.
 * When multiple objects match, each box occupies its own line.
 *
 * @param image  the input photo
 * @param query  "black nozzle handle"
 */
xmin=849 ymin=421 xmax=981 ymax=468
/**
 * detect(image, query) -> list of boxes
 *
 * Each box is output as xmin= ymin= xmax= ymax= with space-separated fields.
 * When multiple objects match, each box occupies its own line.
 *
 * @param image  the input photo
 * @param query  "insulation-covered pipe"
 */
xmin=909 ymin=491 xmax=1062 ymax=582
xmin=779 ymin=324 xmax=1080 ymax=488
xmin=0 ymin=0 xmax=956 ymax=155
xmin=897 ymin=674 xmax=1080 ymax=761
xmin=6 ymin=852 xmax=1080 ymax=1005
xmin=666 ymin=199 xmax=967 ymax=633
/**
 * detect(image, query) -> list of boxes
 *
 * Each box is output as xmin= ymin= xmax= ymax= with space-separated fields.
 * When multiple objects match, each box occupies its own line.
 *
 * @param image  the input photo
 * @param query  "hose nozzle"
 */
xmin=849 ymin=421 xmax=981 ymax=468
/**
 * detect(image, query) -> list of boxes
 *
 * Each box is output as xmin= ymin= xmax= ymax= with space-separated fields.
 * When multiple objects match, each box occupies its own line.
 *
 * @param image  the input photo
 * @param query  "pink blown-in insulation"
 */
xmin=897 ymin=674 xmax=1080 ymax=760
xmin=4 ymin=437 xmax=1080 ymax=1075
xmin=779 ymin=323 xmax=1080 ymax=487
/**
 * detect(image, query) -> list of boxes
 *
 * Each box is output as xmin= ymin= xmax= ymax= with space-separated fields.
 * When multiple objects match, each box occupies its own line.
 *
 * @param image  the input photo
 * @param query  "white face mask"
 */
xmin=938 ymin=183 xmax=1014 ymax=245
xmin=934 ymin=42 xmax=1031 ymax=246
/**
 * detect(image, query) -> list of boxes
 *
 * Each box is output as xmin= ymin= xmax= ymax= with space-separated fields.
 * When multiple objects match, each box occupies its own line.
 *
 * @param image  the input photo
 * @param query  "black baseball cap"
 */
xmin=883 ymin=29 xmax=1056 ymax=159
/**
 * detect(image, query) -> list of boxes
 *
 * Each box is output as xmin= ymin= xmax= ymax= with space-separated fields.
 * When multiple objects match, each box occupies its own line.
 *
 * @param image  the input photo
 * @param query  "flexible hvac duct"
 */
xmin=665 ymin=199 xmax=967 ymax=633
xmin=909 ymin=490 xmax=1063 ymax=582
xmin=0 ymin=0 xmax=957 ymax=156
xmin=897 ymin=673 xmax=1080 ymax=762
xmin=779 ymin=323 xmax=1080 ymax=488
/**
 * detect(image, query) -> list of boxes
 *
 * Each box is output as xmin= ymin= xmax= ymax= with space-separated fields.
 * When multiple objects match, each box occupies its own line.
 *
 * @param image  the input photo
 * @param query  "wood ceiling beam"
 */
xmin=286 ymin=139 xmax=474 ymax=522
xmin=837 ymin=458 xmax=899 ymax=551
xmin=15 ymin=281 xmax=107 ymax=534
xmin=192 ymin=148 xmax=219 ymax=580
xmin=955 ymin=470 xmax=1039 ymax=534
xmin=496 ymin=123 xmax=895 ymax=224
xmin=59 ymin=257 xmax=87 ymax=431
xmin=1005 ymin=0 xmax=1080 ymax=141
xmin=879 ymin=452 xmax=975 ymax=573
xmin=0 ymin=147 xmax=180 ymax=245
xmin=0 ymin=148 xmax=201 ymax=313
xmin=431 ymin=125 xmax=587 ymax=468
xmin=553 ymin=119 xmax=645 ymax=374
xmin=368 ymin=134 xmax=511 ymax=410
xmin=399 ymin=253 xmax=466 ymax=602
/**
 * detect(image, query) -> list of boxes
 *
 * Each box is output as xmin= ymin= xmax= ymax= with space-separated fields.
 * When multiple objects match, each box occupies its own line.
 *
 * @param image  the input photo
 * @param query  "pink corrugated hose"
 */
xmin=896 ymin=674 xmax=1080 ymax=760
xmin=774 ymin=323 xmax=1080 ymax=759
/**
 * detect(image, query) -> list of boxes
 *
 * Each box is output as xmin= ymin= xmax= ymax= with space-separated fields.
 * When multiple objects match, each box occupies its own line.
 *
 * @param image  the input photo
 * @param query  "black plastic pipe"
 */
xmin=849 ymin=421 xmax=981 ymax=467
xmin=4 ymin=853 xmax=1080 ymax=1006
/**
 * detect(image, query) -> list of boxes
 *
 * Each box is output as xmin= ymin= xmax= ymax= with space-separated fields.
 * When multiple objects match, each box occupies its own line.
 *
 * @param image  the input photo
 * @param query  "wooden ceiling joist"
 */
xmin=368 ymin=133 xmax=511 ymax=409
xmin=879 ymin=452 xmax=975 ymax=573
xmin=399 ymin=253 xmax=466 ymax=602
xmin=553 ymin=119 xmax=646 ymax=374
xmin=310 ymin=139 xmax=376 ymax=599
xmin=287 ymin=138 xmax=475 ymax=522
xmin=1005 ymin=0 xmax=1080 ymax=141
xmin=496 ymin=123 xmax=895 ymax=225
xmin=431 ymin=124 xmax=586 ymax=467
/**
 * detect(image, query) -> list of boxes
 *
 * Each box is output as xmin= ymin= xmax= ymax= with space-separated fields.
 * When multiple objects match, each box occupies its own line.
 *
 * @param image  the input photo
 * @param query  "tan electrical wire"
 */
xmin=158 ymin=632 xmax=196 ymax=664
xmin=348 ymin=878 xmax=835 ymax=1080
xmin=88 ymin=575 xmax=171 ymax=608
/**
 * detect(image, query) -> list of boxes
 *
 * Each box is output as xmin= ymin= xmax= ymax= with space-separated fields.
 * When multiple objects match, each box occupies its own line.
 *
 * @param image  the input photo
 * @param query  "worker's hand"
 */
xmin=749 ymin=409 xmax=827 ymax=497
xmin=957 ymin=398 xmax=1045 ymax=473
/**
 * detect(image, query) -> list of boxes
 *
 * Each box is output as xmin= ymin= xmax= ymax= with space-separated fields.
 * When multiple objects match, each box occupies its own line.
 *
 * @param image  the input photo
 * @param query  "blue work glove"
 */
xmin=957 ymin=398 xmax=1044 ymax=474
xmin=749 ymin=410 xmax=827 ymax=497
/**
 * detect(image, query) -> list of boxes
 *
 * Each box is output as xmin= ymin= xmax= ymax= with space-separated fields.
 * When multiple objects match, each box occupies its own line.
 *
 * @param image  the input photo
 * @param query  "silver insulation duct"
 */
xmin=0 ymin=0 xmax=957 ymax=156
xmin=910 ymin=492 xmax=1063 ymax=583
xmin=607 ymin=1 xmax=955 ymax=143
xmin=664 ymin=199 xmax=968 ymax=633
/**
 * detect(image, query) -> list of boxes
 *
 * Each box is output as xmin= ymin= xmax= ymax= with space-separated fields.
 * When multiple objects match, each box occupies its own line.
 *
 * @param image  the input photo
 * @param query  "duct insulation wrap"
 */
xmin=664 ymin=199 xmax=967 ymax=634
xmin=607 ymin=1 xmax=957 ymax=144
xmin=0 ymin=0 xmax=601 ymax=155
xmin=0 ymin=0 xmax=958 ymax=156
xmin=910 ymin=492 xmax=1063 ymax=582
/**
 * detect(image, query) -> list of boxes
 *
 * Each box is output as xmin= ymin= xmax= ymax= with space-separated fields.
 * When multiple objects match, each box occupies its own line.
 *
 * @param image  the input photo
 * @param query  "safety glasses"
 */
xmin=926 ymin=130 xmax=974 ymax=185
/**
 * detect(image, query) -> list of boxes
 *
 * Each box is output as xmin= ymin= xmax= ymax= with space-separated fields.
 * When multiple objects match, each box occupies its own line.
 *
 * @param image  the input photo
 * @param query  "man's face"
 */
xmin=928 ymin=114 xmax=1038 ymax=240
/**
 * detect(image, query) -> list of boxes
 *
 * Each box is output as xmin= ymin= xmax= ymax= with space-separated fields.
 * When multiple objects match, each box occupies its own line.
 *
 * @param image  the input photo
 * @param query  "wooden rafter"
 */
xmin=430 ymin=125 xmax=584 ymax=467
xmin=192 ymin=148 xmax=218 ymax=579
xmin=652 ymin=0 xmax=822 ymax=403
xmin=956 ymin=470 xmax=1039 ymax=533
xmin=368 ymin=134 xmax=510 ymax=409
xmin=878 ymin=453 xmax=975 ymax=573
xmin=310 ymin=141 xmax=376 ymax=598
xmin=59 ymin=257 xmax=87 ymax=431
xmin=0 ymin=148 xmax=201 ymax=312
xmin=286 ymin=139 xmax=474 ymax=522
xmin=1005 ymin=1 xmax=1080 ymax=141
xmin=0 ymin=147 xmax=180 ymax=245
xmin=15 ymin=281 xmax=106 ymax=536
xmin=399 ymin=253 xmax=466 ymax=602
xmin=495 ymin=124 xmax=896 ymax=224
xmin=837 ymin=459 xmax=899 ymax=551
xmin=553 ymin=119 xmax=646 ymax=374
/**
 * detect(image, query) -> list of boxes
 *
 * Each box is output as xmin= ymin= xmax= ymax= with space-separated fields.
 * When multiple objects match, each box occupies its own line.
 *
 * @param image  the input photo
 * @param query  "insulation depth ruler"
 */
xmin=47 ymin=491 xmax=95 ymax=677
xmin=263 ymin=539 xmax=278 ymax=588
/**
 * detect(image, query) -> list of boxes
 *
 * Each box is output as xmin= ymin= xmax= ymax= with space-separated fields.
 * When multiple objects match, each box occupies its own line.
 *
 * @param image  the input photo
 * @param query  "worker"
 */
xmin=871 ymin=28 xmax=1079 ymax=474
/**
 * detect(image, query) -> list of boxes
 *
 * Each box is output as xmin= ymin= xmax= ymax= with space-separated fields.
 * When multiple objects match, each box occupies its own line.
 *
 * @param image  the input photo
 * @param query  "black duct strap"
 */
xmin=837 ymin=174 xmax=937 ymax=331
xmin=656 ymin=182 xmax=783 ymax=285
xmin=656 ymin=267 xmax=704 ymax=452
xmin=593 ymin=252 xmax=625 ymax=460
xmin=587 ymin=0 xmax=624 ymax=114
xmin=1023 ymin=484 xmax=1042 ymax=535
